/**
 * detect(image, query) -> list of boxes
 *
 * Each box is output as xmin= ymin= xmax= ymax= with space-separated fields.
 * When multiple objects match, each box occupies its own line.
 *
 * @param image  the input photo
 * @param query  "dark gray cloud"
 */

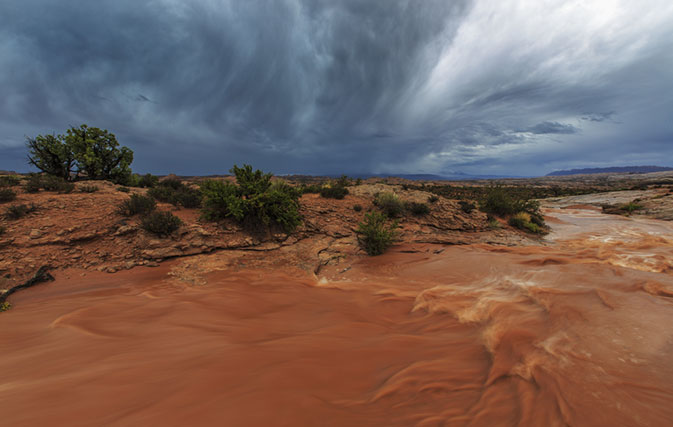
xmin=581 ymin=112 xmax=616 ymax=123
xmin=523 ymin=122 xmax=580 ymax=135
xmin=1 ymin=0 xmax=672 ymax=176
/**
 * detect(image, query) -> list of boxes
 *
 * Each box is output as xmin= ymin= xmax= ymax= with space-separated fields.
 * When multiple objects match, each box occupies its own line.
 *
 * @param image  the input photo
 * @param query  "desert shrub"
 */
xmin=623 ymin=201 xmax=643 ymax=214
xmin=481 ymin=186 xmax=540 ymax=217
xmin=158 ymin=178 xmax=183 ymax=190
xmin=252 ymin=182 xmax=302 ymax=231
xmin=530 ymin=214 xmax=545 ymax=227
xmin=0 ymin=302 xmax=10 ymax=312
xmin=357 ymin=211 xmax=399 ymax=256
xmin=0 ymin=224 xmax=5 ymax=235
xmin=156 ymin=184 xmax=201 ymax=208
xmin=0 ymin=176 xmax=20 ymax=187
xmin=602 ymin=201 xmax=644 ymax=216
xmin=136 ymin=173 xmax=159 ymax=188
xmin=80 ymin=185 xmax=99 ymax=193
xmin=175 ymin=188 xmax=202 ymax=208
xmin=523 ymin=221 xmax=541 ymax=233
xmin=320 ymin=185 xmax=349 ymax=199
xmin=200 ymin=180 xmax=242 ymax=221
xmin=374 ymin=192 xmax=405 ymax=218
xmin=200 ymin=165 xmax=301 ymax=233
xmin=428 ymin=195 xmax=439 ymax=203
xmin=117 ymin=194 xmax=156 ymax=216
xmin=300 ymin=184 xmax=323 ymax=194
xmin=488 ymin=218 xmax=501 ymax=229
xmin=355 ymin=178 xmax=363 ymax=185
xmin=336 ymin=175 xmax=351 ymax=187
xmin=147 ymin=186 xmax=174 ymax=203
xmin=232 ymin=164 xmax=272 ymax=197
xmin=5 ymin=203 xmax=37 ymax=220
xmin=40 ymin=175 xmax=74 ymax=193
xmin=117 ymin=186 xmax=130 ymax=193
xmin=508 ymin=212 xmax=530 ymax=229
xmin=482 ymin=187 xmax=517 ymax=216
xmin=0 ymin=189 xmax=17 ymax=203
xmin=23 ymin=174 xmax=42 ymax=193
xmin=353 ymin=204 xmax=363 ymax=212
xmin=508 ymin=212 xmax=544 ymax=234
xmin=407 ymin=202 xmax=430 ymax=216
xmin=141 ymin=211 xmax=182 ymax=236
xmin=148 ymin=179 xmax=201 ymax=208
xmin=459 ymin=201 xmax=475 ymax=214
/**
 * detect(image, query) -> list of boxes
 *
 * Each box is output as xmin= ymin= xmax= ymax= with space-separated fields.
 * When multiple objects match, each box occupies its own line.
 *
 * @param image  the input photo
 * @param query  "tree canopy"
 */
xmin=26 ymin=125 xmax=133 ymax=182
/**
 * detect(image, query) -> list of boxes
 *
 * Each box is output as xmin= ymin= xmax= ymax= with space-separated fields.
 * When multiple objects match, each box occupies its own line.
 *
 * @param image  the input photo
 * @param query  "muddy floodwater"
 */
xmin=2 ymin=206 xmax=673 ymax=426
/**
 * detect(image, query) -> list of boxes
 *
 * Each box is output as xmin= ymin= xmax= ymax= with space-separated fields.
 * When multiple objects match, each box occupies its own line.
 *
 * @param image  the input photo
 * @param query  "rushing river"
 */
xmin=2 ymin=206 xmax=673 ymax=426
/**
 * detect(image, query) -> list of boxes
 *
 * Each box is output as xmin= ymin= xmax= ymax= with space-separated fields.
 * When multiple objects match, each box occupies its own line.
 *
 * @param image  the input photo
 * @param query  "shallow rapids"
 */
xmin=2 ymin=207 xmax=673 ymax=426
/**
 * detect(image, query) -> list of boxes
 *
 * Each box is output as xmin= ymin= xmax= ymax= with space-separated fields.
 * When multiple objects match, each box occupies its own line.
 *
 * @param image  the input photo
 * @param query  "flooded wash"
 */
xmin=2 ymin=207 xmax=673 ymax=426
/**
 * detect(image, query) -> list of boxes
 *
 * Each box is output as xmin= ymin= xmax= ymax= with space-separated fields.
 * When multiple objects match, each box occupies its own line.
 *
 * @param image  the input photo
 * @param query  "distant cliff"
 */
xmin=547 ymin=166 xmax=673 ymax=176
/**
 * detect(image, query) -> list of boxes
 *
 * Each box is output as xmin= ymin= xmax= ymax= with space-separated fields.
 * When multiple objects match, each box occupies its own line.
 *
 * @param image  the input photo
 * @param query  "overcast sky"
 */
xmin=1 ymin=0 xmax=672 ymax=176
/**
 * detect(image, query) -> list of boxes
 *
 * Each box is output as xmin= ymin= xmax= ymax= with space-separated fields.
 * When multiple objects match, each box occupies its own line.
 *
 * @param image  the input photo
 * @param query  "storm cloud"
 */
xmin=1 ymin=0 xmax=672 ymax=176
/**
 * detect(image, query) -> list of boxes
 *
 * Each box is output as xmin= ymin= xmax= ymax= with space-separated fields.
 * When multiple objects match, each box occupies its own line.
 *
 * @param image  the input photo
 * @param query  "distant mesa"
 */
xmin=547 ymin=166 xmax=673 ymax=176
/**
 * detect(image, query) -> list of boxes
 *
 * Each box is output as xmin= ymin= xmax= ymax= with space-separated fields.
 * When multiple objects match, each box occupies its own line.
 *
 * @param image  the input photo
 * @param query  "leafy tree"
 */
xmin=65 ymin=125 xmax=133 ymax=182
xmin=26 ymin=134 xmax=76 ymax=180
xmin=26 ymin=125 xmax=133 ymax=183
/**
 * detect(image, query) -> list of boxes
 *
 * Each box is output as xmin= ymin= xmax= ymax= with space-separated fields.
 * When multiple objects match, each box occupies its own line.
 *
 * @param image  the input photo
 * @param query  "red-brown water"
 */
xmin=2 ymin=207 xmax=673 ymax=426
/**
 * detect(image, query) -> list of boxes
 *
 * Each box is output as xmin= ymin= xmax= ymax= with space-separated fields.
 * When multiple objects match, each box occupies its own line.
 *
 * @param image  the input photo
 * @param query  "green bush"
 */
xmin=23 ymin=174 xmax=42 ymax=193
xmin=508 ymin=212 xmax=544 ymax=234
xmin=137 ymin=173 xmax=159 ymax=188
xmin=117 ymin=186 xmax=130 ymax=193
xmin=407 ymin=201 xmax=430 ymax=216
xmin=80 ymin=185 xmax=99 ymax=193
xmin=158 ymin=178 xmax=183 ymax=190
xmin=0 ymin=176 xmax=20 ymax=187
xmin=459 ymin=201 xmax=475 ymax=214
xmin=200 ymin=165 xmax=302 ymax=233
xmin=141 ymin=211 xmax=182 ymax=237
xmin=200 ymin=180 xmax=241 ymax=221
xmin=481 ymin=186 xmax=540 ymax=217
xmin=336 ymin=175 xmax=351 ymax=187
xmin=117 ymin=194 xmax=156 ymax=216
xmin=300 ymin=184 xmax=323 ymax=194
xmin=175 ymin=188 xmax=202 ymax=208
xmin=428 ymin=195 xmax=439 ymax=203
xmin=623 ymin=201 xmax=643 ymax=214
xmin=320 ymin=185 xmax=349 ymax=199
xmin=147 ymin=186 xmax=173 ymax=203
xmin=530 ymin=214 xmax=545 ymax=226
xmin=523 ymin=221 xmax=541 ymax=233
xmin=27 ymin=174 xmax=75 ymax=193
xmin=357 ymin=211 xmax=399 ymax=256
xmin=353 ymin=204 xmax=363 ymax=212
xmin=232 ymin=164 xmax=272 ymax=197
xmin=374 ymin=192 xmax=405 ymax=218
xmin=148 ymin=180 xmax=202 ymax=208
xmin=5 ymin=203 xmax=37 ymax=220
xmin=0 ymin=189 xmax=17 ymax=203
xmin=0 ymin=224 xmax=5 ymax=235
xmin=0 ymin=301 xmax=10 ymax=312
